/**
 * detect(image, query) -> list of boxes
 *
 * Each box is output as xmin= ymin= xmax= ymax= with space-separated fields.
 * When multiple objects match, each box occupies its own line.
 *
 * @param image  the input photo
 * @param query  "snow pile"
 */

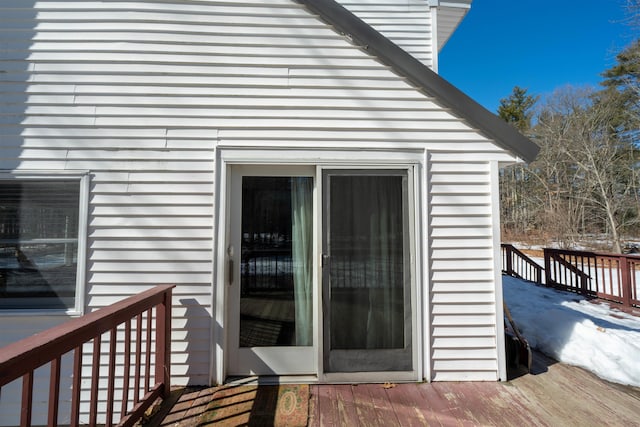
xmin=503 ymin=275 xmax=640 ymax=387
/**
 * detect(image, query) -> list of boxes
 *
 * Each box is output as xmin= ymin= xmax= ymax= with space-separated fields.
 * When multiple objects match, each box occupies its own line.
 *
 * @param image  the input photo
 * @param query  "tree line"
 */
xmin=499 ymin=16 xmax=639 ymax=253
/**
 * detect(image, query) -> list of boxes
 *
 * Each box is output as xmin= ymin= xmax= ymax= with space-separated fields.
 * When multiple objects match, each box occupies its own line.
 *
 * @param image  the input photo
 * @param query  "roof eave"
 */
xmin=295 ymin=0 xmax=540 ymax=163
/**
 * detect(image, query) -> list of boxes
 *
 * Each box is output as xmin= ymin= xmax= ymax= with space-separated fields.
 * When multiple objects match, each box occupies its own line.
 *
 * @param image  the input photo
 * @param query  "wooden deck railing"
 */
xmin=501 ymin=244 xmax=543 ymax=285
xmin=501 ymin=245 xmax=640 ymax=309
xmin=0 ymin=284 xmax=174 ymax=427
xmin=544 ymin=249 xmax=639 ymax=308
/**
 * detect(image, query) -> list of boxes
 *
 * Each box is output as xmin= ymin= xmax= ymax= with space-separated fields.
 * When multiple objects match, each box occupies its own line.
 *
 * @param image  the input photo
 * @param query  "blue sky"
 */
xmin=439 ymin=0 xmax=636 ymax=113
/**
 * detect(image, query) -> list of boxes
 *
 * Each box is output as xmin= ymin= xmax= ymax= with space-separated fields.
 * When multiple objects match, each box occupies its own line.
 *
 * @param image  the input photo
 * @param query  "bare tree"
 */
xmin=532 ymin=86 xmax=639 ymax=252
xmin=498 ymin=87 xmax=539 ymax=239
xmin=529 ymin=87 xmax=592 ymax=247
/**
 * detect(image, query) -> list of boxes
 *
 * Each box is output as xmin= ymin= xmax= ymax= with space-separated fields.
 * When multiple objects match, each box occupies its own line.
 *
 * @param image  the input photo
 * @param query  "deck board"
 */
xmin=316 ymin=381 xmax=340 ymax=427
xmin=332 ymin=385 xmax=360 ymax=426
xmin=383 ymin=384 xmax=429 ymax=426
xmin=151 ymin=352 xmax=640 ymax=426
xmin=358 ymin=384 xmax=401 ymax=427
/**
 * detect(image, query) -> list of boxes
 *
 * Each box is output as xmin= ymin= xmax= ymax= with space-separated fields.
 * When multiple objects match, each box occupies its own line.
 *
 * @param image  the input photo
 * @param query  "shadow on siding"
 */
xmin=179 ymin=298 xmax=213 ymax=384
xmin=1 ymin=0 xmax=35 ymax=171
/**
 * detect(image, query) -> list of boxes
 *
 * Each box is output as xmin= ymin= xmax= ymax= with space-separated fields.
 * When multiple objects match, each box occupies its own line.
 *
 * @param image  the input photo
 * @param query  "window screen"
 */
xmin=0 ymin=180 xmax=81 ymax=310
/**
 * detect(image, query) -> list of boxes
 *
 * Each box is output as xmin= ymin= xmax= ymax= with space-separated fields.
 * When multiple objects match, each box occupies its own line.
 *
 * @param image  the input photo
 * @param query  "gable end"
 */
xmin=296 ymin=0 xmax=539 ymax=163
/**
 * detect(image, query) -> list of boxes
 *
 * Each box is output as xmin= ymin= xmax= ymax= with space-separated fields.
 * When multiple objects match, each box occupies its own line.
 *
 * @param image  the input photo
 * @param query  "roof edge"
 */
xmin=295 ymin=0 xmax=539 ymax=163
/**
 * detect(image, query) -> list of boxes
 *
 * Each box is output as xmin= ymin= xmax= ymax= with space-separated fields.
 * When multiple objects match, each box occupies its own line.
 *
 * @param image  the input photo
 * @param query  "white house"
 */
xmin=0 ymin=0 xmax=538 ymax=424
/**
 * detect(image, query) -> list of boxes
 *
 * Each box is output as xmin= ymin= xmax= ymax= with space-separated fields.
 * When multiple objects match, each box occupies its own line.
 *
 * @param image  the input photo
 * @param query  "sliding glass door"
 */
xmin=226 ymin=165 xmax=415 ymax=378
xmin=322 ymin=170 xmax=413 ymax=373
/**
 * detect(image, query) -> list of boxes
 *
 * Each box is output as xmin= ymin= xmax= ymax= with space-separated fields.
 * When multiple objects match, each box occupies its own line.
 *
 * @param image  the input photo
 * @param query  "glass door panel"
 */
xmin=323 ymin=170 xmax=413 ymax=373
xmin=227 ymin=166 xmax=316 ymax=376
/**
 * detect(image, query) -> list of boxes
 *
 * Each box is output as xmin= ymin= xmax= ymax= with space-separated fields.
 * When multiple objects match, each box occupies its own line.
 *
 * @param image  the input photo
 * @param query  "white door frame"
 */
xmin=212 ymin=147 xmax=426 ymax=384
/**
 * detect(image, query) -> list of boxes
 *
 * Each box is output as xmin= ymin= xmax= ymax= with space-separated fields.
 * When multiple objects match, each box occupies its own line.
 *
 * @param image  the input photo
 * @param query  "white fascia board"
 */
xmin=427 ymin=0 xmax=472 ymax=8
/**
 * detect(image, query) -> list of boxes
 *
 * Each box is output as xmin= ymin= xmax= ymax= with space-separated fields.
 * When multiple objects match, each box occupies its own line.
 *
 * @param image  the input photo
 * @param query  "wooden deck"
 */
xmin=151 ymin=352 xmax=640 ymax=426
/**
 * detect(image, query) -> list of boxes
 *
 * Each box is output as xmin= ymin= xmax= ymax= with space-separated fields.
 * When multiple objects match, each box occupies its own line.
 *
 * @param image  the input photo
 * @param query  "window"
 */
xmin=0 ymin=176 xmax=87 ymax=311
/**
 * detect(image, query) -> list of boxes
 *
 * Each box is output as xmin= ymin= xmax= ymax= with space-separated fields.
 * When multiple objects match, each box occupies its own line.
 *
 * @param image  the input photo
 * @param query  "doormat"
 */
xmin=198 ymin=384 xmax=309 ymax=427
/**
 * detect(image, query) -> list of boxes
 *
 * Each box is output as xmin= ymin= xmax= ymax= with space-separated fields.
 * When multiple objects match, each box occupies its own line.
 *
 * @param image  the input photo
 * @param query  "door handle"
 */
xmin=227 ymin=246 xmax=234 ymax=286
xmin=322 ymin=253 xmax=330 ymax=268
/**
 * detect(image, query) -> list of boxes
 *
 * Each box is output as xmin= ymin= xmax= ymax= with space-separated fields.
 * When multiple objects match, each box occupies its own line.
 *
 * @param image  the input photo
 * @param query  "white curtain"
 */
xmin=291 ymin=177 xmax=313 ymax=346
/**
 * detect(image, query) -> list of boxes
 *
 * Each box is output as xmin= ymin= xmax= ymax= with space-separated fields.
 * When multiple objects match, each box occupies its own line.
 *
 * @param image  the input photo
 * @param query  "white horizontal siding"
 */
xmin=432 ymin=303 xmax=496 ymax=315
xmin=0 ymin=0 xmax=514 ymax=423
xmin=428 ymin=153 xmax=500 ymax=381
xmin=335 ymin=0 xmax=435 ymax=67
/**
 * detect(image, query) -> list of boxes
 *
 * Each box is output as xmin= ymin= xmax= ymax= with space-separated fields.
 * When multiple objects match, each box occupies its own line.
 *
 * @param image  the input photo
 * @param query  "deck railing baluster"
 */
xmin=134 ymin=313 xmax=143 ymax=405
xmin=71 ymin=346 xmax=82 ymax=427
xmin=621 ymin=256 xmax=632 ymax=307
xmin=48 ymin=357 xmax=61 ymax=427
xmin=121 ymin=320 xmax=132 ymax=419
xmin=106 ymin=328 xmax=117 ymax=427
xmin=20 ymin=372 xmax=33 ymax=427
xmin=90 ymin=335 xmax=101 ymax=426
xmin=630 ymin=260 xmax=635 ymax=300
xmin=145 ymin=309 xmax=152 ymax=394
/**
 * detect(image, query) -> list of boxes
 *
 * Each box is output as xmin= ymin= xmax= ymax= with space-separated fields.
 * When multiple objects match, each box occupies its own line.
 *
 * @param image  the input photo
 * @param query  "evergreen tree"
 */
xmin=497 ymin=86 xmax=538 ymax=133
xmin=599 ymin=39 xmax=640 ymax=144
xmin=497 ymin=87 xmax=538 ymax=238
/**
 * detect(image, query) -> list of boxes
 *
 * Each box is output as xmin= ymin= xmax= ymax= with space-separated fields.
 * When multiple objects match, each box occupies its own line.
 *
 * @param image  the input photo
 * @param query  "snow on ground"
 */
xmin=503 ymin=275 xmax=640 ymax=387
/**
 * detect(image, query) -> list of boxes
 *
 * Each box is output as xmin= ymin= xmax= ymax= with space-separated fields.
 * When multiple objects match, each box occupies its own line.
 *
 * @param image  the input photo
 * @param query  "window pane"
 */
xmin=239 ymin=176 xmax=313 ymax=347
xmin=0 ymin=181 xmax=80 ymax=310
xmin=329 ymin=175 xmax=406 ymax=350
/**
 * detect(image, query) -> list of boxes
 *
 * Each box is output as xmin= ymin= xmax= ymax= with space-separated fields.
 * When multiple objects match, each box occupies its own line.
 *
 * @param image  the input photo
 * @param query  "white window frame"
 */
xmin=0 ymin=171 xmax=89 ymax=316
